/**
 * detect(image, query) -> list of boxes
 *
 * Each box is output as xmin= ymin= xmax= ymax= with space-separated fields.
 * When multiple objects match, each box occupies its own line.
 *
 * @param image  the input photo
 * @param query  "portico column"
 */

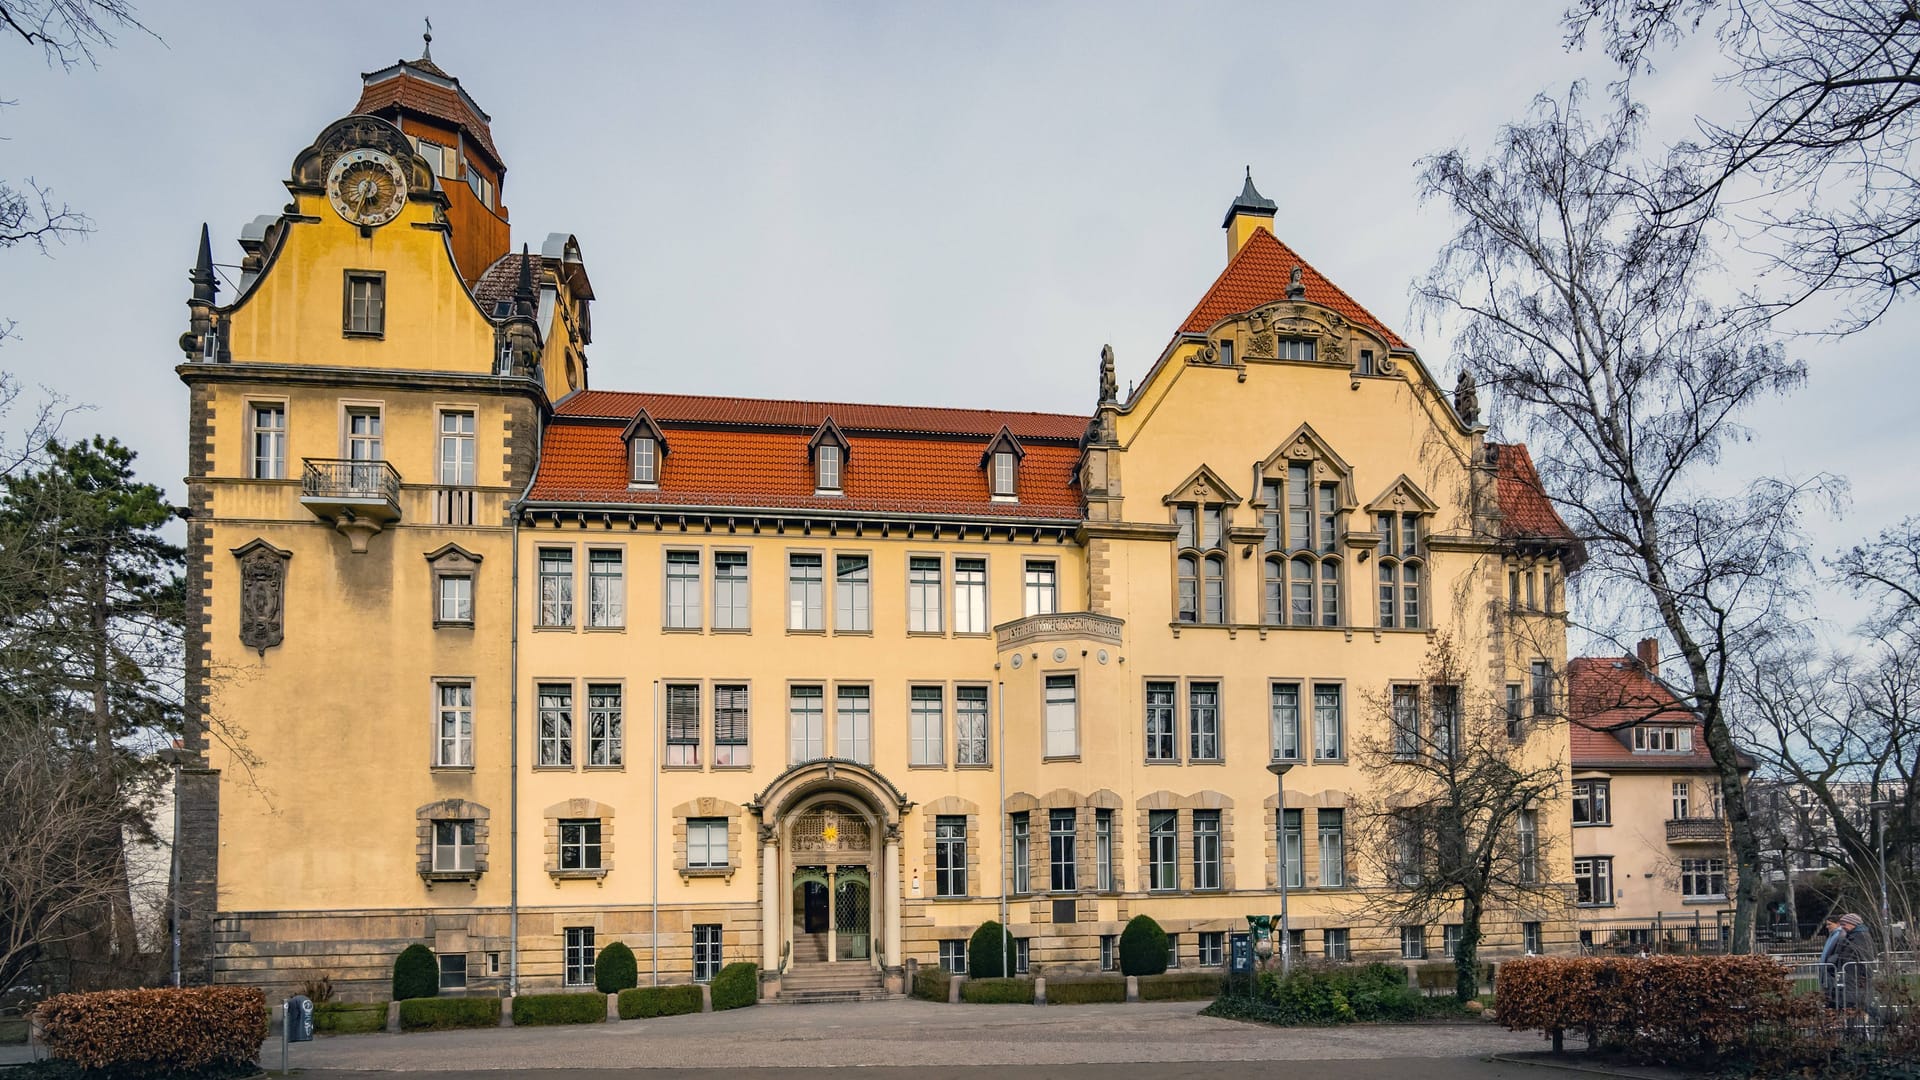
xmin=761 ymin=830 xmax=780 ymax=972
xmin=884 ymin=831 xmax=902 ymax=969
xmin=826 ymin=867 xmax=837 ymax=963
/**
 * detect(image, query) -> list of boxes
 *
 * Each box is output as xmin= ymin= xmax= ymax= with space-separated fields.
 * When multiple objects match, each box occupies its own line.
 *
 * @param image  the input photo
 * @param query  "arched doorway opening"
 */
xmin=786 ymin=804 xmax=876 ymax=963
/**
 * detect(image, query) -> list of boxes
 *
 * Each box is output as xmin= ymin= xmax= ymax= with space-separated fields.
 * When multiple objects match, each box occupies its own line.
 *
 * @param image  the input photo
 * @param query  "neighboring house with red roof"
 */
xmin=1568 ymin=642 xmax=1745 ymax=950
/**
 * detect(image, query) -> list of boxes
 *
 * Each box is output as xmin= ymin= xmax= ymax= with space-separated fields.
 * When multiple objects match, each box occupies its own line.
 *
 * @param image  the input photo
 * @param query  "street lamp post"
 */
xmin=1268 ymin=759 xmax=1294 ymax=979
xmin=1869 ymin=800 xmax=1893 ymax=953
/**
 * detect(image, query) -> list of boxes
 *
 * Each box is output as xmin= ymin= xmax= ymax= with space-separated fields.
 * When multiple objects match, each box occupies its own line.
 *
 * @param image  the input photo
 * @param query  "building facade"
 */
xmin=175 ymin=54 xmax=1583 ymax=1000
xmin=1567 ymin=643 xmax=1740 ymax=950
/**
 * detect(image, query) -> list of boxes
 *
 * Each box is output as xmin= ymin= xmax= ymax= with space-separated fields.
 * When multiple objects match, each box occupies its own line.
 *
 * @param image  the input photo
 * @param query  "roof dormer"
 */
xmin=622 ymin=408 xmax=668 ymax=489
xmin=981 ymin=426 xmax=1025 ymax=502
xmin=807 ymin=416 xmax=850 ymax=495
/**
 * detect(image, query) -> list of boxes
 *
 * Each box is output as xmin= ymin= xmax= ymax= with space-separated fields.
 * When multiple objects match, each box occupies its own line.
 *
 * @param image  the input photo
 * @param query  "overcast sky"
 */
xmin=3 ymin=1 xmax=1908 ymax=641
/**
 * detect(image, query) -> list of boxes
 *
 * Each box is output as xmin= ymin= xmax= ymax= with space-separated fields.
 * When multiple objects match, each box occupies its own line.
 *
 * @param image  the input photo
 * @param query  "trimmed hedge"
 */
xmin=595 ymin=941 xmax=638 ymax=994
xmin=314 ymin=1000 xmax=388 ymax=1035
xmin=711 ymin=962 xmax=758 ymax=1010
xmin=398 ymin=996 xmax=500 ymax=1032
xmin=617 ymin=984 xmax=702 ymax=1020
xmin=968 ymin=921 xmax=1011 ymax=979
xmin=393 ymin=943 xmax=439 ymax=1001
xmin=1119 ymin=914 xmax=1169 ymax=976
xmin=1496 ymin=955 xmax=1796 ymax=1055
xmin=1140 ymin=972 xmax=1224 ymax=1001
xmin=960 ymin=977 xmax=1034 ymax=1004
xmin=512 ymin=992 xmax=605 ymax=1026
xmin=1047 ymin=977 xmax=1127 ymax=1005
xmin=912 ymin=966 xmax=951 ymax=1002
xmin=35 ymin=986 xmax=267 ymax=1078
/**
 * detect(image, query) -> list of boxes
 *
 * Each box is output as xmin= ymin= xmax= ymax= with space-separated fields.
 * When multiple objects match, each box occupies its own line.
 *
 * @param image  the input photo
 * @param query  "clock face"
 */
xmin=326 ymin=149 xmax=409 ymax=227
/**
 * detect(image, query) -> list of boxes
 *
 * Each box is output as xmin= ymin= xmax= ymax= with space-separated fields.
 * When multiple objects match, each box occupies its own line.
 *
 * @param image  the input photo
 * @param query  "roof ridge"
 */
xmin=562 ymin=389 xmax=1089 ymax=425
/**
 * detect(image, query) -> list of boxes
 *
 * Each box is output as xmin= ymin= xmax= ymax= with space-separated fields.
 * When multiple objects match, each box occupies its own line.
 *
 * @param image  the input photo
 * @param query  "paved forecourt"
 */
xmin=260 ymin=999 xmax=1553 ymax=1072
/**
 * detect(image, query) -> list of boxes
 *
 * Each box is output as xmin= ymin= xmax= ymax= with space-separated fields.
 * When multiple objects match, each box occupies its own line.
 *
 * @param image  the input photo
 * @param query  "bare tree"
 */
xmin=1347 ymin=637 xmax=1569 ymax=1001
xmin=1566 ymin=0 xmax=1920 ymax=330
xmin=1416 ymin=88 xmax=1833 ymax=950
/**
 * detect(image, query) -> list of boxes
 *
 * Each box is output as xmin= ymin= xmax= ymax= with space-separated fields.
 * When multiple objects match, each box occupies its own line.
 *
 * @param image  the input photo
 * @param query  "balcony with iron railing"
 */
xmin=1666 ymin=816 xmax=1730 ymax=845
xmin=300 ymin=458 xmax=402 ymax=552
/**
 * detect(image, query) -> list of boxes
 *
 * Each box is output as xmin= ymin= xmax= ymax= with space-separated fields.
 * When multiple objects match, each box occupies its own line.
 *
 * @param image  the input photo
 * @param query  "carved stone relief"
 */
xmin=232 ymin=539 xmax=292 ymax=656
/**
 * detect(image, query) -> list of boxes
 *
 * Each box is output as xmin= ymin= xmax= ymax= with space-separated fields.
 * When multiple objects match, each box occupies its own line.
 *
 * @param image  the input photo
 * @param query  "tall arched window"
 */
xmin=1175 ymin=504 xmax=1227 ymax=624
xmin=1261 ymin=462 xmax=1341 ymax=626
xmin=1376 ymin=511 xmax=1424 ymax=628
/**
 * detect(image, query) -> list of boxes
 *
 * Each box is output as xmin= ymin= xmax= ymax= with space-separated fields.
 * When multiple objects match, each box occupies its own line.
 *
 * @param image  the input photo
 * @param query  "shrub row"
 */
xmin=960 ymin=977 xmax=1034 ymax=1004
xmin=1414 ymin=962 xmax=1494 ymax=994
xmin=711 ymin=962 xmax=758 ymax=1011
xmin=512 ymin=992 xmax=605 ymax=1026
xmin=1495 ymin=955 xmax=1794 ymax=1055
xmin=398 ymin=996 xmax=500 ymax=1032
xmin=617 ymin=984 xmax=702 ymax=1020
xmin=912 ymin=966 xmax=951 ymax=1002
xmin=314 ymin=1000 xmax=388 ymax=1035
xmin=35 ymin=986 xmax=267 ymax=1078
xmin=1046 ymin=977 xmax=1127 ymax=1005
xmin=1140 ymin=972 xmax=1224 ymax=1001
xmin=1249 ymin=962 xmax=1427 ymax=1024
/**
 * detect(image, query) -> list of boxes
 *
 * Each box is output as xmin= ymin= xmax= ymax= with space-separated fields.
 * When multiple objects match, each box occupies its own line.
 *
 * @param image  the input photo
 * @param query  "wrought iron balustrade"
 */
xmin=301 ymin=458 xmax=401 ymax=505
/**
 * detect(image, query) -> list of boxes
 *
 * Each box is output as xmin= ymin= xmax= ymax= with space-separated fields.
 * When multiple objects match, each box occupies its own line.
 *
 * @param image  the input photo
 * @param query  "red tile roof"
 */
xmin=355 ymin=67 xmax=503 ymax=169
xmin=1569 ymin=656 xmax=1722 ymax=770
xmin=1177 ymin=228 xmax=1409 ymax=349
xmin=1490 ymin=442 xmax=1579 ymax=546
xmin=530 ymin=421 xmax=1084 ymax=520
xmin=556 ymin=391 xmax=1090 ymax=443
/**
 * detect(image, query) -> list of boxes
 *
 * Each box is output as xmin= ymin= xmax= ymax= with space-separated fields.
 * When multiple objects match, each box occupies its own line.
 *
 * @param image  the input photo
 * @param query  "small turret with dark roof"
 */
xmin=1222 ymin=167 xmax=1278 ymax=261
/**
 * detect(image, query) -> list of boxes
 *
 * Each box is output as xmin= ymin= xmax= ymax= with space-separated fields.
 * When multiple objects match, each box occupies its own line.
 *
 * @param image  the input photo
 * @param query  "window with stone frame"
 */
xmin=714 ymin=683 xmax=750 ymax=767
xmin=1317 ymin=809 xmax=1346 ymax=887
xmin=1193 ymin=809 xmax=1222 ymax=890
xmin=665 ymin=683 xmax=700 ymax=767
xmin=1024 ymin=559 xmax=1057 ymax=616
xmin=544 ymin=798 xmax=613 ymax=878
xmin=834 ymin=684 xmax=871 ymax=764
xmin=1375 ymin=510 xmax=1424 ymax=628
xmin=537 ymin=683 xmax=573 ymax=768
xmin=416 ymin=799 xmax=488 ymax=880
xmin=586 ymin=548 xmax=625 ymax=629
xmin=1095 ymin=808 xmax=1114 ymax=891
xmin=1148 ymin=809 xmax=1178 ymax=891
xmin=687 ymin=817 xmax=729 ymax=869
xmin=834 ymin=554 xmax=870 ymax=632
xmin=559 ymin=819 xmax=601 ymax=870
xmin=1174 ymin=503 xmax=1229 ymax=624
xmin=1270 ymin=682 xmax=1302 ymax=762
xmin=939 ymin=939 xmax=966 ymax=974
xmin=537 ymin=548 xmax=573 ymax=628
xmin=1010 ymin=811 xmax=1031 ymax=894
xmin=1262 ymin=461 xmax=1343 ymax=626
xmin=1146 ymin=681 xmax=1177 ymax=762
xmin=935 ymin=815 xmax=967 ymax=897
xmin=433 ymin=819 xmax=475 ymax=873
xmin=955 ymin=685 xmax=990 ymax=766
xmin=1048 ymin=808 xmax=1077 ymax=892
xmin=1400 ymin=925 xmax=1427 ymax=959
xmin=427 ymin=545 xmax=481 ymax=629
xmin=564 ymin=927 xmax=595 ymax=986
xmin=1323 ymin=928 xmax=1350 ymax=961
xmin=1198 ymin=931 xmax=1224 ymax=967
xmin=910 ymin=685 xmax=945 ymax=767
xmin=714 ymin=551 xmax=750 ymax=630
xmin=434 ymin=680 xmax=473 ymax=768
xmin=693 ymin=924 xmax=722 ymax=982
xmin=1188 ymin=681 xmax=1221 ymax=762
xmin=587 ymin=683 xmax=623 ymax=767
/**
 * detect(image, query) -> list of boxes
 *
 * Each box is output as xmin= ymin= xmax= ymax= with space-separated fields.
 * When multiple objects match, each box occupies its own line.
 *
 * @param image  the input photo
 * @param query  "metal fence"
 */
xmin=1778 ymin=953 xmax=1918 ymax=1043
xmin=1578 ymin=911 xmax=1736 ymax=954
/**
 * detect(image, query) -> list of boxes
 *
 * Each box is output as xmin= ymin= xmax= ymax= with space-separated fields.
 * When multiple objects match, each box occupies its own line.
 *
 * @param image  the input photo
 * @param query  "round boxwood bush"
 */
xmin=710 ymin=961 xmax=758 ymax=1010
xmin=1119 ymin=914 xmax=1169 ymax=976
xmin=595 ymin=940 xmax=638 ymax=993
xmin=968 ymin=921 xmax=1012 ymax=979
xmin=392 ymin=943 xmax=439 ymax=1001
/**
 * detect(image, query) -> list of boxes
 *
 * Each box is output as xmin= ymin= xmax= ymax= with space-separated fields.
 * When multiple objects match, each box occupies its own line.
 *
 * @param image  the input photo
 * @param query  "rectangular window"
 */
xmin=435 ymin=681 xmax=473 ymax=767
xmin=713 ymin=551 xmax=749 ymax=629
xmin=714 ymin=683 xmax=750 ymax=767
xmin=558 ymin=819 xmax=601 ymax=870
xmin=835 ymin=685 xmax=871 ymax=764
xmin=1148 ymin=809 xmax=1177 ymax=891
xmin=536 ymin=683 xmax=572 ymax=767
xmin=1400 ymin=926 xmax=1427 ymax=959
xmin=1049 ymin=808 xmax=1077 ymax=892
xmin=939 ymin=940 xmax=966 ymax=975
xmin=1430 ymin=684 xmax=1460 ymax=759
xmin=1024 ymin=560 xmax=1057 ymax=616
xmin=1011 ymin=812 xmax=1030 ymax=894
xmin=1443 ymin=924 xmax=1463 ymax=959
xmin=1517 ymin=808 xmax=1539 ymax=883
xmin=1095 ymin=808 xmax=1113 ymax=891
xmin=666 ymin=683 xmax=700 ymax=767
xmin=1506 ymin=684 xmax=1524 ymax=739
xmin=1318 ymin=809 xmax=1345 ymax=887
xmin=1270 ymin=682 xmax=1301 ymax=761
xmin=1100 ymin=935 xmax=1118 ymax=971
xmin=344 ymin=271 xmax=385 ymax=335
xmin=1176 ymin=505 xmax=1197 ymax=549
xmin=588 ymin=549 xmax=625 ymax=629
xmin=538 ymin=548 xmax=573 ymax=628
xmin=563 ymin=927 xmax=595 ymax=987
xmin=992 ymin=450 xmax=1017 ymax=496
xmin=1531 ymin=660 xmax=1553 ymax=716
xmin=693 ymin=925 xmax=722 ymax=983
xmin=1193 ymin=809 xmax=1221 ymax=890
xmin=1680 ymin=857 xmax=1726 ymax=899
xmin=955 ymin=685 xmax=989 ymax=766
xmin=1043 ymin=675 xmax=1078 ymax=758
xmin=249 ymin=403 xmax=286 ymax=479
xmin=1145 ymin=681 xmax=1177 ymax=762
xmin=345 ymin=405 xmax=382 ymax=465
xmin=952 ymin=557 xmax=987 ymax=633
xmin=587 ymin=682 xmax=623 ymax=767
xmin=1282 ymin=809 xmax=1303 ymax=888
xmin=438 ymin=410 xmax=476 ymax=486
xmin=788 ymin=554 xmax=824 ymax=631
xmin=909 ymin=556 xmax=943 ymax=633
xmin=1634 ymin=725 xmax=1694 ymax=753
xmin=1523 ymin=922 xmax=1542 ymax=954
xmin=1572 ymin=780 xmax=1611 ymax=825
xmin=1014 ymin=937 xmax=1030 ymax=975
xmin=1323 ymin=928 xmax=1350 ymax=961
xmin=1188 ymin=681 xmax=1220 ymax=762
xmin=834 ymin=554 xmax=870 ymax=632
xmin=432 ymin=819 xmax=475 ymax=872
xmin=1277 ymin=337 xmax=1317 ymax=362
xmin=630 ymin=437 xmax=656 ymax=485
xmin=1672 ymin=781 xmax=1691 ymax=819
xmin=664 ymin=549 xmax=701 ymax=629
xmin=687 ymin=818 xmax=729 ymax=869
xmin=910 ymin=686 xmax=945 ymax=767
xmin=935 ymin=816 xmax=967 ymax=897
xmin=1312 ymin=683 xmax=1343 ymax=760
xmin=1166 ymin=934 xmax=1180 ymax=969
xmin=1198 ymin=931 xmax=1224 ymax=967
xmin=1574 ymin=856 xmax=1613 ymax=906
xmin=437 ymin=574 xmax=473 ymax=625
xmin=815 ymin=443 xmax=841 ymax=492
xmin=1391 ymin=684 xmax=1420 ymax=757
xmin=439 ymin=953 xmax=467 ymax=991
xmin=789 ymin=685 xmax=825 ymax=763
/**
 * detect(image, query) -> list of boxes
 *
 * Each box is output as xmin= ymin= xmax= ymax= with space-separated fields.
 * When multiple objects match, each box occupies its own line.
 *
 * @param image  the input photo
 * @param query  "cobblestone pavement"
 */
xmin=255 ymin=999 xmax=1555 ymax=1072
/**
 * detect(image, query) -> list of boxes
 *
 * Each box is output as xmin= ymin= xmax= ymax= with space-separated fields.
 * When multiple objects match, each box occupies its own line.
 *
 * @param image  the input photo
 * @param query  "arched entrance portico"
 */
xmin=749 ymin=760 xmax=911 ymax=985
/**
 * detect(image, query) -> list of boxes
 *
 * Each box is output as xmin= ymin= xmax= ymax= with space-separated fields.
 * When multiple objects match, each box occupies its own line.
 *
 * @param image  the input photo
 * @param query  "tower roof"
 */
xmin=355 ymin=52 xmax=503 ymax=171
xmin=1221 ymin=167 xmax=1277 ymax=227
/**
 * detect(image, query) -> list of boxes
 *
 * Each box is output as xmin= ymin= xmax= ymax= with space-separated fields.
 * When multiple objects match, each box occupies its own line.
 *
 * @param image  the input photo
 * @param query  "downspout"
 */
xmin=652 ymin=678 xmax=662 ymax=986
xmin=998 ymin=679 xmax=1009 ymax=974
xmin=507 ymin=449 xmax=539 ymax=997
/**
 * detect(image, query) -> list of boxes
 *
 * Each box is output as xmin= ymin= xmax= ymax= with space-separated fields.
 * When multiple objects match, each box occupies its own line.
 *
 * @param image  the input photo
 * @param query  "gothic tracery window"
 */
xmin=1175 ymin=503 xmax=1228 ymax=624
xmin=1376 ymin=510 xmax=1425 ymax=628
xmin=1262 ymin=462 xmax=1342 ymax=626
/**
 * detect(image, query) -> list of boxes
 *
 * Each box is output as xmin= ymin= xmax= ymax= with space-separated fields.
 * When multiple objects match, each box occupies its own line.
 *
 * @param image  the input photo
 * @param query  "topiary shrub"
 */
xmin=616 ymin=984 xmax=703 ymax=1020
xmin=34 ymin=986 xmax=267 ymax=1078
xmin=1119 ymin=914 xmax=1169 ymax=976
xmin=512 ymin=992 xmax=605 ymax=1026
xmin=392 ymin=943 xmax=439 ymax=1001
xmin=968 ymin=921 xmax=1011 ymax=979
xmin=960 ymin=977 xmax=1034 ymax=1004
xmin=710 ymin=962 xmax=758 ymax=1010
xmin=595 ymin=941 xmax=638 ymax=994
xmin=314 ymin=1000 xmax=388 ymax=1035
xmin=1047 ymin=977 xmax=1127 ymax=1005
xmin=397 ymin=996 xmax=499 ymax=1032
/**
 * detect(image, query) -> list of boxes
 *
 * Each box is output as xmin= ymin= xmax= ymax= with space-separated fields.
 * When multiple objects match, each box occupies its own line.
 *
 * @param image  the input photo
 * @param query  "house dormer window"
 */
xmin=1632 ymin=725 xmax=1693 ymax=753
xmin=981 ymin=426 xmax=1024 ymax=502
xmin=807 ymin=416 xmax=849 ymax=496
xmin=816 ymin=444 xmax=842 ymax=492
xmin=631 ymin=437 xmax=656 ymax=485
xmin=622 ymin=408 xmax=667 ymax=489
xmin=992 ymin=451 xmax=1016 ymax=496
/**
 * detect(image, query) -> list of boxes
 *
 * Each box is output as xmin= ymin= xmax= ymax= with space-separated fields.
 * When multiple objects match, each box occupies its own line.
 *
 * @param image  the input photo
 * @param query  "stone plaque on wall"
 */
xmin=231 ymin=539 xmax=291 ymax=656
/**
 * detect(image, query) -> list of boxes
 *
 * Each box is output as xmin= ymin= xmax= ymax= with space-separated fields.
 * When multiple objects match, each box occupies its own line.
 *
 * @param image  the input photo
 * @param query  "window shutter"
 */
xmin=667 ymin=684 xmax=701 ymax=745
xmin=714 ymin=685 xmax=748 ymax=745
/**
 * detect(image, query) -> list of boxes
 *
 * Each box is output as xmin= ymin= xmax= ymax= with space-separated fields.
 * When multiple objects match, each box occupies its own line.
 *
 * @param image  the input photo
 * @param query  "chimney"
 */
xmin=1636 ymin=638 xmax=1659 ymax=674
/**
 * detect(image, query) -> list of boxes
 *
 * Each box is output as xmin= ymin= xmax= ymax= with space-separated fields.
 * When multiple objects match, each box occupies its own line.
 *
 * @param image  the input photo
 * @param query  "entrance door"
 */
xmin=835 ymin=867 xmax=871 ymax=961
xmin=802 ymin=880 xmax=829 ymax=934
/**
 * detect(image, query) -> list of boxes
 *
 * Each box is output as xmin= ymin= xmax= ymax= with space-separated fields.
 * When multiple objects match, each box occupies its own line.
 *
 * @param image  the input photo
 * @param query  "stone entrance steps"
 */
xmin=779 ymin=958 xmax=887 ymax=1004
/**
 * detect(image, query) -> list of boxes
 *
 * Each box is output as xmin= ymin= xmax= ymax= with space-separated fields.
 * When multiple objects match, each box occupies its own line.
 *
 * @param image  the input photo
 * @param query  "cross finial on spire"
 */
xmin=422 ymin=17 xmax=433 ymax=59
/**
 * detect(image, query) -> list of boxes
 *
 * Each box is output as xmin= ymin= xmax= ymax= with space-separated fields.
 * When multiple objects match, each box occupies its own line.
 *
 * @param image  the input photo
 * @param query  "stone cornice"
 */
xmin=178 ymin=361 xmax=546 ymax=403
